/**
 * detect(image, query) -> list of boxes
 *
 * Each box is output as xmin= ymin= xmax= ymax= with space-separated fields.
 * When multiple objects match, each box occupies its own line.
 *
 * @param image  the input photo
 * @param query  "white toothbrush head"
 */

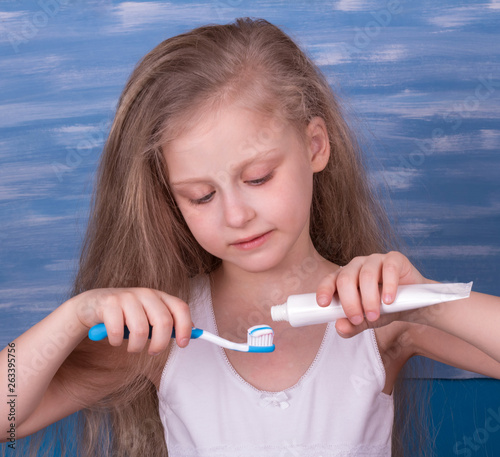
xmin=246 ymin=325 xmax=275 ymax=352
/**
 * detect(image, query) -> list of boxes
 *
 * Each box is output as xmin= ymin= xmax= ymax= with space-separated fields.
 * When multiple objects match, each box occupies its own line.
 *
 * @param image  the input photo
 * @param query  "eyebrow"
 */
xmin=170 ymin=148 xmax=279 ymax=187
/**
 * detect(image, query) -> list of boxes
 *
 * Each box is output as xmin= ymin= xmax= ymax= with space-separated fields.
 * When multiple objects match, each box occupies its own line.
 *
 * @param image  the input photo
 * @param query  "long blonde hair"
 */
xmin=6 ymin=18 xmax=429 ymax=457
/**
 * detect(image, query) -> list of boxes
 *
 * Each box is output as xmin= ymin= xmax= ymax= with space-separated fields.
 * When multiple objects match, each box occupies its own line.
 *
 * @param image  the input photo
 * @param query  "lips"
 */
xmin=231 ymin=230 xmax=273 ymax=250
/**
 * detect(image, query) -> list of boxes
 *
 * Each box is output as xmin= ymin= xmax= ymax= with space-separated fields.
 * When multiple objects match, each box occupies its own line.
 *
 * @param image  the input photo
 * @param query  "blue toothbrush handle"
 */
xmin=88 ymin=323 xmax=203 ymax=341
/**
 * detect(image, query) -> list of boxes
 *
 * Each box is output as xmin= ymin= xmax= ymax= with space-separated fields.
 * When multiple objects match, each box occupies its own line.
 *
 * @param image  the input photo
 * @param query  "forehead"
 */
xmin=163 ymin=104 xmax=297 ymax=178
xmin=171 ymin=104 xmax=287 ymax=151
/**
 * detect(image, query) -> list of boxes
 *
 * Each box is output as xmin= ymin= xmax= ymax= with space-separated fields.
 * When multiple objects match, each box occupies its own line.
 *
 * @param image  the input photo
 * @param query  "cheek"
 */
xmin=265 ymin=173 xmax=313 ymax=226
xmin=279 ymin=160 xmax=314 ymax=206
xmin=179 ymin=205 xmax=221 ymax=252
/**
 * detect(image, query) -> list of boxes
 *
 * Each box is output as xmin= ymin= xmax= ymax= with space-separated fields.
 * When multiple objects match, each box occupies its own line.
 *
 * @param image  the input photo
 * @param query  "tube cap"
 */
xmin=270 ymin=303 xmax=288 ymax=322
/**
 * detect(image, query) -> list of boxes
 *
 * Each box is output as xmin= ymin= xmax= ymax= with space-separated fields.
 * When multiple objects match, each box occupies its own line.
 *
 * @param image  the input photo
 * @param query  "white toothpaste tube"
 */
xmin=271 ymin=282 xmax=473 ymax=327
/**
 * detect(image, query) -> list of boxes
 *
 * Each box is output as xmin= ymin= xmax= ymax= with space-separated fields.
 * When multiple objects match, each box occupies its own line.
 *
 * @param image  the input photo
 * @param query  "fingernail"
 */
xmin=180 ymin=337 xmax=190 ymax=347
xmin=351 ymin=315 xmax=363 ymax=325
xmin=149 ymin=351 xmax=160 ymax=356
xmin=383 ymin=294 xmax=392 ymax=304
xmin=366 ymin=311 xmax=378 ymax=321
xmin=317 ymin=295 xmax=330 ymax=306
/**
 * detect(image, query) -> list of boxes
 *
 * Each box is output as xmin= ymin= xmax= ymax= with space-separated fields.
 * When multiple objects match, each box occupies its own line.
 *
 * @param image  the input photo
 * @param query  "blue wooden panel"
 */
xmin=0 ymin=1 xmax=499 ymax=379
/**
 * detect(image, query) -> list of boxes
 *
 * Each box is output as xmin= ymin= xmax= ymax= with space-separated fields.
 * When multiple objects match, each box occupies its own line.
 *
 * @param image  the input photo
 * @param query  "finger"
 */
xmin=101 ymin=300 xmax=125 ymax=347
xmin=158 ymin=292 xmax=192 ymax=348
xmin=121 ymin=292 xmax=151 ymax=352
xmin=335 ymin=318 xmax=368 ymax=339
xmin=358 ymin=255 xmax=383 ymax=322
xmin=136 ymin=289 xmax=173 ymax=355
xmin=381 ymin=252 xmax=406 ymax=304
xmin=336 ymin=264 xmax=364 ymax=325
xmin=315 ymin=267 xmax=342 ymax=307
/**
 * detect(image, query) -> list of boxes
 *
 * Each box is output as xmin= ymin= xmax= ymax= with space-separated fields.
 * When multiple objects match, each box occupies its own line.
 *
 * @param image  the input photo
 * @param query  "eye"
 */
xmin=189 ymin=191 xmax=215 ymax=205
xmin=246 ymin=172 xmax=273 ymax=186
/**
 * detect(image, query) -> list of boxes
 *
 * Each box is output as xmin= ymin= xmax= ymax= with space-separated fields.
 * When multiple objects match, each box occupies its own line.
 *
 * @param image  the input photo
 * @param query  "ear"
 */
xmin=306 ymin=117 xmax=330 ymax=172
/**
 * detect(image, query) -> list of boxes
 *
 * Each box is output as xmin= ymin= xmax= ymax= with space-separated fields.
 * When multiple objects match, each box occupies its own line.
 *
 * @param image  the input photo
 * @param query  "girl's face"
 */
xmin=165 ymin=104 xmax=329 ymax=274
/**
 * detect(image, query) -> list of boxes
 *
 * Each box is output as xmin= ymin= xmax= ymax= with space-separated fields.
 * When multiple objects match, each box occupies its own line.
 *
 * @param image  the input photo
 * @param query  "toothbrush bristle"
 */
xmin=247 ymin=325 xmax=274 ymax=346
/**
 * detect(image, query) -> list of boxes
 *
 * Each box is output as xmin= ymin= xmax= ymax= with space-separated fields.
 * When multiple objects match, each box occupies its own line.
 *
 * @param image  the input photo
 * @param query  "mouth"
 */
xmin=231 ymin=231 xmax=273 ymax=250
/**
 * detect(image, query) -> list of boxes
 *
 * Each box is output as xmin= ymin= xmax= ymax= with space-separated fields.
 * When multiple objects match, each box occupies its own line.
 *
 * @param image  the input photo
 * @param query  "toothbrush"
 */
xmin=88 ymin=323 xmax=275 ymax=353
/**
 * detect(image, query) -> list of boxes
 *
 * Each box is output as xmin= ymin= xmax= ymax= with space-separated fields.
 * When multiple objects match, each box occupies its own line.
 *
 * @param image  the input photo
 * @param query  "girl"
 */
xmin=1 ymin=17 xmax=499 ymax=457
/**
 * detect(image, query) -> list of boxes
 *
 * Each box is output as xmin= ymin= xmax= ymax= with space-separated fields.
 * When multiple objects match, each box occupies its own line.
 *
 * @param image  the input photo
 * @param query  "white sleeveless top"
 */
xmin=158 ymin=276 xmax=394 ymax=457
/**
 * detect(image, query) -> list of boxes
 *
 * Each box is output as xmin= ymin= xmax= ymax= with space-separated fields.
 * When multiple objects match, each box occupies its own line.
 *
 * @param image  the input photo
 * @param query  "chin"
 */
xmin=229 ymin=249 xmax=293 ymax=274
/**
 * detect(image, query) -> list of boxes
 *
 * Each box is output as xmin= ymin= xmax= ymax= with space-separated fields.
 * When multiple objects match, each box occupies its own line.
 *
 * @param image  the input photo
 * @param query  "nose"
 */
xmin=222 ymin=192 xmax=256 ymax=228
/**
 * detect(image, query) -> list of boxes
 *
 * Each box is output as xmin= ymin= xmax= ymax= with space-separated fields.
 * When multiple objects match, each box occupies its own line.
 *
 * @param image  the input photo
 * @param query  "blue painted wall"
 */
xmin=1 ymin=1 xmax=500 ymax=455
xmin=1 ymin=0 xmax=499 ymax=374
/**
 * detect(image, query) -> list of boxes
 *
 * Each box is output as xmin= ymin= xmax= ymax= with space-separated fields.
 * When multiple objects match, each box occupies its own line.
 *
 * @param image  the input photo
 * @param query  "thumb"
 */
xmin=335 ymin=318 xmax=368 ymax=339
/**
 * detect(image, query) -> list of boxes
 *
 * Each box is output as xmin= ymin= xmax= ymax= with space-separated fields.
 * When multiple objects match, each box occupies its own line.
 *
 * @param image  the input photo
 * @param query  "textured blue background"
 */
xmin=0 ymin=1 xmax=499 ymax=381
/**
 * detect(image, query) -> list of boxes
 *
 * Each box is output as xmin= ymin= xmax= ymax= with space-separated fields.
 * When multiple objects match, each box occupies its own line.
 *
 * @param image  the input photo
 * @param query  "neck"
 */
xmin=211 ymin=240 xmax=336 ymax=316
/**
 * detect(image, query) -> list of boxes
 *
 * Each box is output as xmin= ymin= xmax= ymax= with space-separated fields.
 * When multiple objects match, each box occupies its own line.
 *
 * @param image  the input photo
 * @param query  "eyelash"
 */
xmin=190 ymin=191 xmax=215 ymax=206
xmin=247 ymin=171 xmax=273 ymax=186
xmin=189 ymin=172 xmax=274 ymax=206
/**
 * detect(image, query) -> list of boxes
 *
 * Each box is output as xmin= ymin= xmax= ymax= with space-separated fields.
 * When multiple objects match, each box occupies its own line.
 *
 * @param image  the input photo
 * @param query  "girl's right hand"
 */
xmin=73 ymin=288 xmax=193 ymax=355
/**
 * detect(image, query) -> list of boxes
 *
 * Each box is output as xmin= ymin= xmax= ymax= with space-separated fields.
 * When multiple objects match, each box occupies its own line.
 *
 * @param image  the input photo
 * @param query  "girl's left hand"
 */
xmin=316 ymin=251 xmax=428 ymax=338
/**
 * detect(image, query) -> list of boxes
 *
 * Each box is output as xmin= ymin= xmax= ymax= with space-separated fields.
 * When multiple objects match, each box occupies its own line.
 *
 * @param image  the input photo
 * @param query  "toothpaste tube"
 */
xmin=271 ymin=282 xmax=473 ymax=327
